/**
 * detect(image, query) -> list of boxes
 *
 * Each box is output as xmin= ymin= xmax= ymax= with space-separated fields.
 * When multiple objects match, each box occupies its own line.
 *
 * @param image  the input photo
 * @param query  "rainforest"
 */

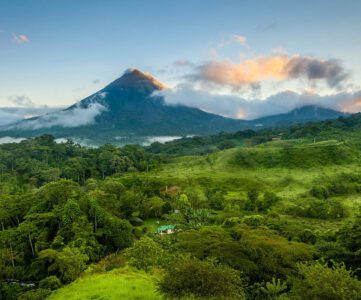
xmin=1 ymin=116 xmax=361 ymax=300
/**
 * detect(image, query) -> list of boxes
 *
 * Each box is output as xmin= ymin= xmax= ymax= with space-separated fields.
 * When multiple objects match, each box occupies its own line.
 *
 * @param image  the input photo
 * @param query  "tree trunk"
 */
xmin=94 ymin=215 xmax=97 ymax=233
xmin=28 ymin=234 xmax=35 ymax=257
xmin=9 ymin=241 xmax=15 ymax=268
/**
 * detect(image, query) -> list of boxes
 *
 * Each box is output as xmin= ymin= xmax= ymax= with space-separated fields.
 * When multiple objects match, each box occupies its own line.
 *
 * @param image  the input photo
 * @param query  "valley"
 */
xmin=1 ymin=119 xmax=361 ymax=299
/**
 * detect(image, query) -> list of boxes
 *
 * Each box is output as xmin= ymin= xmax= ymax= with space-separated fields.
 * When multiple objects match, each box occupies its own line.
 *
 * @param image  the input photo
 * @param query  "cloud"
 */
xmin=8 ymin=103 xmax=106 ymax=130
xmin=0 ymin=137 xmax=26 ymax=144
xmin=0 ymin=106 xmax=64 ymax=126
xmin=0 ymin=92 xmax=108 ymax=129
xmin=8 ymin=96 xmax=34 ymax=107
xmin=232 ymin=35 xmax=247 ymax=45
xmin=12 ymin=34 xmax=29 ymax=44
xmin=173 ymin=59 xmax=195 ymax=68
xmin=5 ymin=92 xmax=108 ymax=130
xmin=0 ymin=110 xmax=23 ymax=126
xmin=191 ymin=55 xmax=349 ymax=89
xmin=285 ymin=57 xmax=348 ymax=88
xmin=216 ymin=34 xmax=248 ymax=49
xmin=157 ymin=85 xmax=361 ymax=119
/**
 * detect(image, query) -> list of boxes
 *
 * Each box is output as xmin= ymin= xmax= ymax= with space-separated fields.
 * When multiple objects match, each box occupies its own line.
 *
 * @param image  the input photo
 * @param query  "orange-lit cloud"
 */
xmin=193 ymin=55 xmax=348 ymax=88
xmin=12 ymin=34 xmax=29 ymax=44
xmin=340 ymin=98 xmax=361 ymax=113
xmin=195 ymin=56 xmax=289 ymax=85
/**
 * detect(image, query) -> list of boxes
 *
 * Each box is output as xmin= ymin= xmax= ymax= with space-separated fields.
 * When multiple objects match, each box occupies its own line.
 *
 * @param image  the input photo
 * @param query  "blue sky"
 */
xmin=1 ymin=0 xmax=361 ymax=114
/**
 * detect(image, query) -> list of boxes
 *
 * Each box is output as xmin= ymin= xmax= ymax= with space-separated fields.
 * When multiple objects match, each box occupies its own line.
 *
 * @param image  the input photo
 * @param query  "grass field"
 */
xmin=47 ymin=268 xmax=162 ymax=300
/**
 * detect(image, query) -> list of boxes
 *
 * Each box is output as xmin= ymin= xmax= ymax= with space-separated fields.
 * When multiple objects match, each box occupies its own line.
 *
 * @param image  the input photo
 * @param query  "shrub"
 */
xmin=206 ymin=188 xmax=226 ymax=210
xmin=38 ymin=247 xmax=89 ymax=283
xmin=244 ymin=188 xmax=259 ymax=211
xmin=174 ymin=226 xmax=314 ymax=282
xmin=298 ymin=229 xmax=317 ymax=244
xmin=125 ymin=236 xmax=165 ymax=272
xmin=223 ymin=217 xmax=242 ymax=228
xmin=260 ymin=278 xmax=288 ymax=299
xmin=289 ymin=261 xmax=361 ymax=300
xmin=262 ymin=192 xmax=280 ymax=211
xmin=157 ymin=257 xmax=246 ymax=299
xmin=17 ymin=288 xmax=51 ymax=300
xmin=286 ymin=199 xmax=348 ymax=220
xmin=310 ymin=185 xmax=329 ymax=199
xmin=218 ymin=140 xmax=236 ymax=150
xmin=39 ymin=276 xmax=62 ymax=290
xmin=242 ymin=215 xmax=265 ymax=227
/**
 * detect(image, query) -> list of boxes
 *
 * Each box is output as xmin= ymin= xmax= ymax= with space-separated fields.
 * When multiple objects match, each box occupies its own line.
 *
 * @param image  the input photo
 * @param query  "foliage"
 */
xmin=39 ymin=247 xmax=89 ymax=283
xmin=260 ymin=278 xmax=288 ymax=299
xmin=157 ymin=257 xmax=246 ymax=299
xmin=39 ymin=276 xmax=62 ymax=291
xmin=1 ymin=130 xmax=361 ymax=298
xmin=289 ymin=261 xmax=361 ymax=300
xmin=125 ymin=237 xmax=165 ymax=272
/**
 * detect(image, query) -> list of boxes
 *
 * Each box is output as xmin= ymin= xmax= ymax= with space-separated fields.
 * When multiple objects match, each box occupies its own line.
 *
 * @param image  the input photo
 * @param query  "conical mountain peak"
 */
xmin=105 ymin=68 xmax=166 ymax=92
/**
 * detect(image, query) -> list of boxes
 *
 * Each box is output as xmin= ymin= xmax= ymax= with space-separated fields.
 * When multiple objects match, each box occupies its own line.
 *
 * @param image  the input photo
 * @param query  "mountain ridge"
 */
xmin=0 ymin=69 xmax=349 ymax=140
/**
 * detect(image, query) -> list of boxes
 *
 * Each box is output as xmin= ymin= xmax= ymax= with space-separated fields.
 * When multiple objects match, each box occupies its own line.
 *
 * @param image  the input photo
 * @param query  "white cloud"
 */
xmin=0 ymin=110 xmax=22 ymax=126
xmin=10 ymin=102 xmax=107 ymax=130
xmin=0 ymin=106 xmax=65 ymax=126
xmin=0 ymin=137 xmax=26 ymax=144
xmin=157 ymin=85 xmax=361 ymax=119
xmin=1 ymin=92 xmax=108 ymax=130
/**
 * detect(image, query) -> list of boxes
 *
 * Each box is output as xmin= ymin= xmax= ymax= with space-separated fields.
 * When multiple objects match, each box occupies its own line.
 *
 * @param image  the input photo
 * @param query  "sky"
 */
xmin=1 ymin=0 xmax=361 ymax=121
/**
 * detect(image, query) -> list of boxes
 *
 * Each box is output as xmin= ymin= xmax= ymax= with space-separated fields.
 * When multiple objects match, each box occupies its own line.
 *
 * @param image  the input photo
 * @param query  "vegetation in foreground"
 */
xmin=1 ymin=116 xmax=361 ymax=299
xmin=47 ymin=268 xmax=161 ymax=300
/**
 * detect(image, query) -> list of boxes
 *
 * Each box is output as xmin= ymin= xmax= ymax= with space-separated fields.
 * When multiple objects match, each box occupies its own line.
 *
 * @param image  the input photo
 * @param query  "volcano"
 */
xmin=1 ymin=69 xmax=248 ymax=138
xmin=0 ymin=69 xmax=347 ymax=142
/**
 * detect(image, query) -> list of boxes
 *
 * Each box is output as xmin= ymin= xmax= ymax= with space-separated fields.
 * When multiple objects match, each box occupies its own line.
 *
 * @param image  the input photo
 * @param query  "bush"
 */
xmin=223 ymin=217 xmax=242 ymax=228
xmin=289 ymin=261 xmax=361 ymax=300
xmin=286 ymin=199 xmax=348 ymax=220
xmin=310 ymin=185 xmax=329 ymax=199
xmin=125 ymin=236 xmax=165 ymax=272
xmin=298 ymin=229 xmax=317 ymax=244
xmin=157 ymin=257 xmax=246 ymax=299
xmin=17 ymin=288 xmax=51 ymax=300
xmin=39 ymin=276 xmax=62 ymax=290
xmin=174 ymin=226 xmax=314 ymax=282
xmin=218 ymin=140 xmax=236 ymax=150
xmin=262 ymin=192 xmax=280 ymax=211
xmin=244 ymin=188 xmax=259 ymax=211
xmin=242 ymin=215 xmax=265 ymax=227
xmin=206 ymin=188 xmax=226 ymax=210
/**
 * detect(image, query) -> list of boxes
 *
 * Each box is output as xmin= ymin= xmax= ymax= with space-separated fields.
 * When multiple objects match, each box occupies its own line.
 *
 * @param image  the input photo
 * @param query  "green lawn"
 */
xmin=47 ymin=269 xmax=162 ymax=300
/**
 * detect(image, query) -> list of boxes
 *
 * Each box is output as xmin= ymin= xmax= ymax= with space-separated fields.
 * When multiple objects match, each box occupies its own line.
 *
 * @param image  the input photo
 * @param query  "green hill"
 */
xmin=48 ymin=269 xmax=162 ymax=300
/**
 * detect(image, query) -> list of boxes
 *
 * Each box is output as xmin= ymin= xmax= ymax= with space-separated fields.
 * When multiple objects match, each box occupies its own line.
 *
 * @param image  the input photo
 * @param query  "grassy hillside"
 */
xmin=48 ymin=268 xmax=161 ymax=300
